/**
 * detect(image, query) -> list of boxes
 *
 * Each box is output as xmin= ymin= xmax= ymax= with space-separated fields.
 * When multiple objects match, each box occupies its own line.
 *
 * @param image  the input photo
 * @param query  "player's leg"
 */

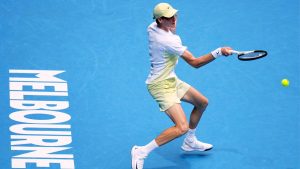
xmin=181 ymin=86 xmax=208 ymax=129
xmin=131 ymin=103 xmax=188 ymax=169
xmin=180 ymin=86 xmax=213 ymax=151
xmin=155 ymin=103 xmax=189 ymax=145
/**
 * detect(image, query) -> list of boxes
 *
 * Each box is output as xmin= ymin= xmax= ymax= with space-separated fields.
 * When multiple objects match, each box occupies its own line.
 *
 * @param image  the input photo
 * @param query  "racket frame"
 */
xmin=230 ymin=50 xmax=268 ymax=61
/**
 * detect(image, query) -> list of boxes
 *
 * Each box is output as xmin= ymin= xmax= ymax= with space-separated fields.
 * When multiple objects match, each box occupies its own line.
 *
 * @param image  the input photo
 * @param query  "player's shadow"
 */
xmin=147 ymin=139 xmax=212 ymax=169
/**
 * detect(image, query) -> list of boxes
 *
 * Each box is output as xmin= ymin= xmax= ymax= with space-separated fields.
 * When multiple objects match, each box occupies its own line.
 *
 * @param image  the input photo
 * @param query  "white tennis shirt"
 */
xmin=146 ymin=22 xmax=187 ymax=84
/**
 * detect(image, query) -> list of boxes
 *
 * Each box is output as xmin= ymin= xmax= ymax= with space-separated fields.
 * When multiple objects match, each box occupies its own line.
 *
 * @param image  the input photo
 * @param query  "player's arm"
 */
xmin=181 ymin=47 xmax=232 ymax=68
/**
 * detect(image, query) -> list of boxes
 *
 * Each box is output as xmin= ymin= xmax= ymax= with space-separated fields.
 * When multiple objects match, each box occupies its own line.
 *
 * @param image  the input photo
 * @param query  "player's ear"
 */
xmin=156 ymin=18 xmax=163 ymax=24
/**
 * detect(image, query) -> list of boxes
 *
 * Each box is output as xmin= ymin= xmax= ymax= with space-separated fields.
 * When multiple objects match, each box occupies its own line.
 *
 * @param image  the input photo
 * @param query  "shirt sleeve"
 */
xmin=164 ymin=35 xmax=187 ymax=56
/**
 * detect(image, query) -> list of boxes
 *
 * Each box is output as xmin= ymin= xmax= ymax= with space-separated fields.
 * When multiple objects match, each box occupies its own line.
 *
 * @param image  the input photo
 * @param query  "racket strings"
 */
xmin=238 ymin=51 xmax=267 ymax=60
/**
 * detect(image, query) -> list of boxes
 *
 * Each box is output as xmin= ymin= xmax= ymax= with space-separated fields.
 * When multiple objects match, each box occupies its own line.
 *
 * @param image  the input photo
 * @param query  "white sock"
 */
xmin=186 ymin=128 xmax=196 ymax=138
xmin=140 ymin=140 xmax=158 ymax=155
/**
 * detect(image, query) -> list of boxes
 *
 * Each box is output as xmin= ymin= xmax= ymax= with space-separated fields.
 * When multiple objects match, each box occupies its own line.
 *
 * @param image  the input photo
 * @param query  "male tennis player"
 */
xmin=131 ymin=3 xmax=232 ymax=169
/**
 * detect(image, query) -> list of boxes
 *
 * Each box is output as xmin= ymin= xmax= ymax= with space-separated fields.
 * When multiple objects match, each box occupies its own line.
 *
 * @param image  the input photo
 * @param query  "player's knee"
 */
xmin=176 ymin=123 xmax=189 ymax=136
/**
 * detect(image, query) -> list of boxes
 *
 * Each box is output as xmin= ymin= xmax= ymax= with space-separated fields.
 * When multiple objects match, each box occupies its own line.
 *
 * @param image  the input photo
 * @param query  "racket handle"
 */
xmin=229 ymin=50 xmax=239 ymax=54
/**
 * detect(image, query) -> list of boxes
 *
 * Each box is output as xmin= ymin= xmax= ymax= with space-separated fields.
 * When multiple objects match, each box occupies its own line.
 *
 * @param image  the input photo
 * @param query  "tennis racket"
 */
xmin=230 ymin=50 xmax=268 ymax=61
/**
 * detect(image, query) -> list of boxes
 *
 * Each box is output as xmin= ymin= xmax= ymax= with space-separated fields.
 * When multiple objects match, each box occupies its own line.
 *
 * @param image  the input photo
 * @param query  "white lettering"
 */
xmin=11 ymin=158 xmax=74 ymax=169
xmin=10 ymin=91 xmax=68 ymax=100
xmin=9 ymin=110 xmax=71 ymax=124
xmin=12 ymin=146 xmax=73 ymax=158
xmin=9 ymin=70 xmax=66 ymax=82
xmin=10 ymin=124 xmax=71 ymax=135
xmin=11 ymin=135 xmax=72 ymax=146
xmin=10 ymin=100 xmax=69 ymax=110
xmin=10 ymin=82 xmax=68 ymax=91
xmin=9 ymin=69 xmax=75 ymax=168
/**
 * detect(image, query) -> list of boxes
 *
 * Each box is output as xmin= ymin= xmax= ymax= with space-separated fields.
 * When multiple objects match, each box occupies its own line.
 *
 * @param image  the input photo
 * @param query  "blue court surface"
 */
xmin=1 ymin=0 xmax=299 ymax=169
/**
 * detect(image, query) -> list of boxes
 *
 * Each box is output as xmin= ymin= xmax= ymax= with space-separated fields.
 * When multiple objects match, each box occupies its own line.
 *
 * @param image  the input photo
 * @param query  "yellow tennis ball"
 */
xmin=281 ymin=79 xmax=289 ymax=87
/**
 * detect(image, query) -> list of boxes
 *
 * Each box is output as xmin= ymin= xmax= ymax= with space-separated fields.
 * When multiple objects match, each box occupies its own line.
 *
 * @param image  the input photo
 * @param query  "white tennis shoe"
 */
xmin=131 ymin=146 xmax=147 ymax=169
xmin=181 ymin=136 xmax=213 ymax=152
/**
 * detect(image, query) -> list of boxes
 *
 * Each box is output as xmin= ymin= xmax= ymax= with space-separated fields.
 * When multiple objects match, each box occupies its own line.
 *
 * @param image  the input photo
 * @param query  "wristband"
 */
xmin=211 ymin=47 xmax=222 ymax=59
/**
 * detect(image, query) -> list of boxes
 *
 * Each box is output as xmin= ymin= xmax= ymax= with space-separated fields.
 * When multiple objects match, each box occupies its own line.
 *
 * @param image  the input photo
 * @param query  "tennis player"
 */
xmin=131 ymin=3 xmax=232 ymax=169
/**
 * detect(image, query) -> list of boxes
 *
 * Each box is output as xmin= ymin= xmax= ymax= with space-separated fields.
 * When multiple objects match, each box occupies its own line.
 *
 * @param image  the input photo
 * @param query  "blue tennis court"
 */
xmin=1 ymin=0 xmax=299 ymax=169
